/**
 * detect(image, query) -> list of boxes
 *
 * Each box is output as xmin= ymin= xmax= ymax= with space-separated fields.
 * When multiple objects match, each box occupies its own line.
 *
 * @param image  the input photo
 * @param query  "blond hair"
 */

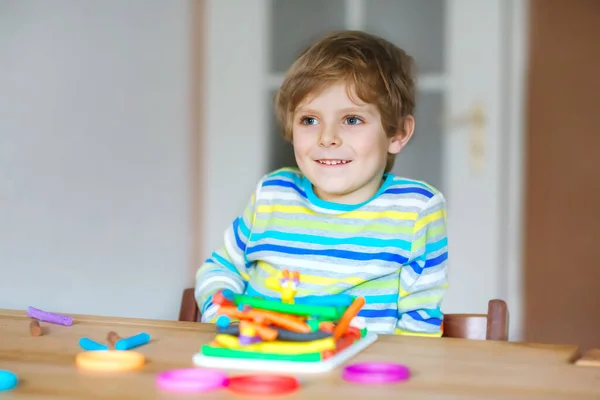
xmin=274 ymin=30 xmax=416 ymax=173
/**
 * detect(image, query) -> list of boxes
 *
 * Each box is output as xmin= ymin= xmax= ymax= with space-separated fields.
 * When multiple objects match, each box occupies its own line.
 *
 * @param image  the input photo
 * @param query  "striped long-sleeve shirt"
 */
xmin=195 ymin=168 xmax=449 ymax=336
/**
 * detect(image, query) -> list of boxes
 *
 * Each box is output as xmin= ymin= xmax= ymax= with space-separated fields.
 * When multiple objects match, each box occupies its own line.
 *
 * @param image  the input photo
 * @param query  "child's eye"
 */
xmin=345 ymin=116 xmax=363 ymax=125
xmin=300 ymin=117 xmax=319 ymax=125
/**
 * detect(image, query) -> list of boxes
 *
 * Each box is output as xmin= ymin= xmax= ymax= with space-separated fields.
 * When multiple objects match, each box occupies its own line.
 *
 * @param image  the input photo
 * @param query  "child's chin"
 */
xmin=314 ymin=184 xmax=353 ymax=199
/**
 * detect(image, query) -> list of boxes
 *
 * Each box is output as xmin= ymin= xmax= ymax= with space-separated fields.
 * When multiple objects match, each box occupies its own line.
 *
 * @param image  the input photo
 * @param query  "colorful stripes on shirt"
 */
xmin=195 ymin=168 xmax=448 ymax=336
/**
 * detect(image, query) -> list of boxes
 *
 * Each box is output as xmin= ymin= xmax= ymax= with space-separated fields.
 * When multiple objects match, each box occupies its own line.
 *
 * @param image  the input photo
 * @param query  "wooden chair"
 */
xmin=575 ymin=348 xmax=600 ymax=367
xmin=442 ymin=299 xmax=509 ymax=341
xmin=178 ymin=288 xmax=200 ymax=322
xmin=178 ymin=288 xmax=509 ymax=341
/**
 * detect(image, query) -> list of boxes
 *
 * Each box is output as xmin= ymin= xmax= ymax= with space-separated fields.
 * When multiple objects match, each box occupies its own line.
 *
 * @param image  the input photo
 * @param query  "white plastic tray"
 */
xmin=192 ymin=332 xmax=378 ymax=374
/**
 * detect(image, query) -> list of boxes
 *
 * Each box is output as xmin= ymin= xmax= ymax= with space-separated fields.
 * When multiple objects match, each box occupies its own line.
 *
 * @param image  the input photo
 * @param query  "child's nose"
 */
xmin=318 ymin=126 xmax=342 ymax=148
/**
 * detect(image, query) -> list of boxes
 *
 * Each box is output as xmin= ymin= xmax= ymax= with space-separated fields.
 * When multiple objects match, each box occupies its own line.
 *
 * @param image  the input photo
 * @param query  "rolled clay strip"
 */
xmin=217 ymin=325 xmax=331 ymax=342
xmin=27 ymin=306 xmax=72 ymax=326
xmin=218 ymin=306 xmax=310 ymax=333
xmin=30 ymin=320 xmax=43 ymax=337
xmin=107 ymin=331 xmax=121 ymax=347
xmin=333 ymin=297 xmax=366 ymax=339
xmin=241 ymin=321 xmax=278 ymax=341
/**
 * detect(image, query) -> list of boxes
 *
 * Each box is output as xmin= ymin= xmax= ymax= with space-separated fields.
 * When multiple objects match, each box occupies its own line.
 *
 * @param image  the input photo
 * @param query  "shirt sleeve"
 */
xmin=395 ymin=192 xmax=449 ymax=337
xmin=194 ymin=181 xmax=261 ymax=323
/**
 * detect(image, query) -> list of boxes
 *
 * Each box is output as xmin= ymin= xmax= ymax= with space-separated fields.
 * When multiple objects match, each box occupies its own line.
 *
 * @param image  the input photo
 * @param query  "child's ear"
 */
xmin=388 ymin=115 xmax=415 ymax=155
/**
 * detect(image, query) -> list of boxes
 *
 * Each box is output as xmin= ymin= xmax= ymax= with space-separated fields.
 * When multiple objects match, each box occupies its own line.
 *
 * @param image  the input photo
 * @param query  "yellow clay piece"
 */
xmin=265 ymin=272 xmax=299 ymax=304
xmin=214 ymin=334 xmax=335 ymax=354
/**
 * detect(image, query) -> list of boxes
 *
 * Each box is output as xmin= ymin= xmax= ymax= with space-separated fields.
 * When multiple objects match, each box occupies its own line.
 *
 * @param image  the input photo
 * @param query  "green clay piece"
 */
xmin=360 ymin=328 xmax=368 ymax=338
xmin=307 ymin=319 xmax=320 ymax=332
xmin=232 ymin=294 xmax=345 ymax=320
xmin=201 ymin=345 xmax=322 ymax=362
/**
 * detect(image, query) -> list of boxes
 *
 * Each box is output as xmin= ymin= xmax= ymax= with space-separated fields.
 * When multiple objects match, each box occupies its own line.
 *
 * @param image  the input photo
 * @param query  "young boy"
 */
xmin=195 ymin=30 xmax=448 ymax=337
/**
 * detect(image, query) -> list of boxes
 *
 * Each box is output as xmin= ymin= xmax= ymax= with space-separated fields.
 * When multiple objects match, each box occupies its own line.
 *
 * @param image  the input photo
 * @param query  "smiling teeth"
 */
xmin=318 ymin=160 xmax=349 ymax=165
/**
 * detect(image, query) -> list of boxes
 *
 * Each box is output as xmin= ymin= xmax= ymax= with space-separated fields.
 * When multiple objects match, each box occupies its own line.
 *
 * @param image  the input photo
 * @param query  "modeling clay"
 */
xmin=76 ymin=350 xmax=145 ymax=371
xmin=217 ymin=324 xmax=331 ymax=342
xmin=226 ymin=374 xmax=299 ymax=396
xmin=232 ymin=295 xmax=344 ymax=320
xmin=265 ymin=269 xmax=300 ymax=304
xmin=30 ymin=320 xmax=43 ymax=336
xmin=239 ymin=320 xmax=278 ymax=341
xmin=27 ymin=306 xmax=72 ymax=326
xmin=201 ymin=344 xmax=322 ymax=361
xmin=107 ymin=331 xmax=121 ymax=347
xmin=333 ymin=296 xmax=366 ymax=339
xmin=342 ymin=362 xmax=410 ymax=384
xmin=218 ymin=306 xmax=311 ymax=333
xmin=79 ymin=338 xmax=108 ymax=351
xmin=156 ymin=368 xmax=227 ymax=392
xmin=115 ymin=332 xmax=150 ymax=350
xmin=0 ymin=370 xmax=18 ymax=391
xmin=196 ymin=272 xmax=374 ymax=372
xmin=214 ymin=334 xmax=335 ymax=354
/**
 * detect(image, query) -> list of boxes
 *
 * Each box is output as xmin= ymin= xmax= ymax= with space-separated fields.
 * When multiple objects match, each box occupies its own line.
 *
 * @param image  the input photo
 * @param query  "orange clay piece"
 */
xmin=107 ymin=331 xmax=121 ymax=346
xmin=212 ymin=290 xmax=234 ymax=307
xmin=260 ymin=309 xmax=308 ymax=331
xmin=219 ymin=306 xmax=309 ymax=333
xmin=30 ymin=320 xmax=43 ymax=336
xmin=218 ymin=306 xmax=310 ymax=333
xmin=333 ymin=296 xmax=366 ymax=339
xmin=249 ymin=307 xmax=305 ymax=322
xmin=239 ymin=320 xmax=278 ymax=341
xmin=319 ymin=321 xmax=335 ymax=333
xmin=218 ymin=305 xmax=306 ymax=324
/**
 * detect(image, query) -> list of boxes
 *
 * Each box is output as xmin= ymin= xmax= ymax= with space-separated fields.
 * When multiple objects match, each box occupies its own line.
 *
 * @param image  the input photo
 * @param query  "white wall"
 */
xmin=0 ymin=0 xmax=193 ymax=320
xmin=202 ymin=1 xmax=269 ymax=258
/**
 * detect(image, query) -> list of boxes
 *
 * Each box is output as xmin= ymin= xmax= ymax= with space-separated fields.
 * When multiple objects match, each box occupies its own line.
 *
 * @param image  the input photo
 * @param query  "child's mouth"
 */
xmin=315 ymin=159 xmax=351 ymax=166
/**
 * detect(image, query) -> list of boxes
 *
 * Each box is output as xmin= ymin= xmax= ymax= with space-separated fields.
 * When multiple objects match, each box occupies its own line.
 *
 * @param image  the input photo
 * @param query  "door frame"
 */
xmin=501 ymin=0 xmax=529 ymax=341
xmin=199 ymin=0 xmax=530 ymax=341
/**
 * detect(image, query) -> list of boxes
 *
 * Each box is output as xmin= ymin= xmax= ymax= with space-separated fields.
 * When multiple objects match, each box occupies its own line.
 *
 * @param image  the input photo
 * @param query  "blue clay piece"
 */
xmin=79 ymin=338 xmax=108 ymax=351
xmin=115 ymin=332 xmax=150 ymax=351
xmin=216 ymin=315 xmax=230 ymax=328
xmin=0 ymin=370 xmax=17 ymax=391
xmin=221 ymin=289 xmax=235 ymax=301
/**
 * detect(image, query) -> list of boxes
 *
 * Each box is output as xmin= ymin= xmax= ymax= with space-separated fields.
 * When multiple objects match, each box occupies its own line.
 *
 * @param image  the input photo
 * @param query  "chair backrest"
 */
xmin=442 ymin=299 xmax=509 ymax=341
xmin=179 ymin=288 xmax=200 ymax=322
xmin=179 ymin=288 xmax=509 ymax=341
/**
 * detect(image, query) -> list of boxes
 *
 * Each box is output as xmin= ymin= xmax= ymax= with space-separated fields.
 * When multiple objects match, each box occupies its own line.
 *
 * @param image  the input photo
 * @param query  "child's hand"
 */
xmin=202 ymin=289 xmax=239 ymax=324
xmin=200 ymin=303 xmax=221 ymax=323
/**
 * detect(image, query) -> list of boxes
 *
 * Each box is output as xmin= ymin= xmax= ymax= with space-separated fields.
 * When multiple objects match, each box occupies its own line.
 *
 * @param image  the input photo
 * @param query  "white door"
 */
xmin=205 ymin=0 xmax=519 ymax=324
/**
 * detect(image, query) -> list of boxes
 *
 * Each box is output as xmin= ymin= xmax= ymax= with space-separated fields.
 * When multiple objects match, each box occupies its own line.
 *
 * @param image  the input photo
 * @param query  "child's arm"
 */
xmin=194 ymin=187 xmax=259 ymax=323
xmin=396 ymin=192 xmax=449 ymax=337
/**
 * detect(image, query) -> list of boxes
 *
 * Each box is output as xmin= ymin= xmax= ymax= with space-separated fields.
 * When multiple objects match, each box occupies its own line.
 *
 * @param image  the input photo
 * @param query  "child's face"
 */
xmin=292 ymin=82 xmax=410 ymax=204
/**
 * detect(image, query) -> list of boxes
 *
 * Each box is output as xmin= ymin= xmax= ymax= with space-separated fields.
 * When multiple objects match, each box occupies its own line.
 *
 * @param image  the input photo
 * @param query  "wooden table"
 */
xmin=1 ymin=309 xmax=598 ymax=399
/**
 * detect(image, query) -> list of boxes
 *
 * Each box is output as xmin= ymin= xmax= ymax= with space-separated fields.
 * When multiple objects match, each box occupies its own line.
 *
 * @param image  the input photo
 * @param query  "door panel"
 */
xmin=205 ymin=0 xmax=508 ymax=323
xmin=270 ymin=0 xmax=346 ymax=74
xmin=364 ymin=0 xmax=445 ymax=75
